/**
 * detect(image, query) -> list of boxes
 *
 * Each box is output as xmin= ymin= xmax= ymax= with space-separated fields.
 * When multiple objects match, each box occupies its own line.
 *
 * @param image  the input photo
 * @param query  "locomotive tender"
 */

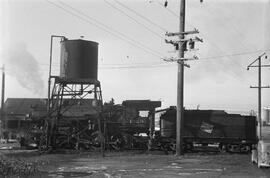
xmin=157 ymin=107 xmax=258 ymax=152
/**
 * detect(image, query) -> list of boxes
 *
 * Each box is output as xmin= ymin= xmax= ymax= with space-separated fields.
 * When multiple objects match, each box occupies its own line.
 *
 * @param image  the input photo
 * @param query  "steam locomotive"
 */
xmin=22 ymin=101 xmax=258 ymax=153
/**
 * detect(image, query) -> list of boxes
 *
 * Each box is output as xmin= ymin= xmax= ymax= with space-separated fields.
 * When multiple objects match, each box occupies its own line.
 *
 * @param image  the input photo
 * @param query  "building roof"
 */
xmin=4 ymin=98 xmax=47 ymax=116
xmin=4 ymin=98 xmax=101 ymax=120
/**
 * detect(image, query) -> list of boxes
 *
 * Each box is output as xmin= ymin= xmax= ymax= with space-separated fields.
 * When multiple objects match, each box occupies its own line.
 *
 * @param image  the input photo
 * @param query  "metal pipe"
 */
xmin=48 ymin=35 xmax=66 ymax=112
xmin=48 ymin=36 xmax=53 ymax=112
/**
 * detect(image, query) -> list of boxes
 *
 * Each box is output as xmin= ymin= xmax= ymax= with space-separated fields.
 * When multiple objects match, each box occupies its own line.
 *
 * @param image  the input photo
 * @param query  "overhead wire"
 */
xmin=151 ymin=0 xmax=256 ymax=70
xmin=199 ymin=49 xmax=270 ymax=60
xmin=153 ymin=1 xmax=220 ymax=44
xmin=57 ymin=0 xmax=164 ymax=57
xmin=201 ymin=2 xmax=252 ymax=51
xmin=57 ymin=0 xmax=166 ymax=57
xmin=36 ymin=49 xmax=270 ymax=70
xmin=102 ymin=0 xmax=164 ymax=39
xmin=148 ymin=1 xmax=222 ymax=53
xmin=46 ymin=0 xmax=165 ymax=58
xmin=113 ymin=0 xmax=168 ymax=32
xmin=155 ymin=1 xmax=179 ymax=19
xmin=100 ymin=49 xmax=270 ymax=69
xmin=100 ymin=63 xmax=172 ymax=69
xmin=44 ymin=0 xmax=269 ymax=70
xmin=147 ymin=0 xmax=241 ymax=74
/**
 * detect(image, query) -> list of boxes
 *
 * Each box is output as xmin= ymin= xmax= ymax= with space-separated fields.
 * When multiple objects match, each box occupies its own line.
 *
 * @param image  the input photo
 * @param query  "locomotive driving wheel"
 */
xmin=109 ymin=134 xmax=125 ymax=150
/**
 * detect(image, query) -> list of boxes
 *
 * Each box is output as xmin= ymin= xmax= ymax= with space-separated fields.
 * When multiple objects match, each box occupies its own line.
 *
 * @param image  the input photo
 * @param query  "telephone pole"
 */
xmin=247 ymin=53 xmax=270 ymax=139
xmin=177 ymin=0 xmax=185 ymax=156
xmin=164 ymin=0 xmax=202 ymax=155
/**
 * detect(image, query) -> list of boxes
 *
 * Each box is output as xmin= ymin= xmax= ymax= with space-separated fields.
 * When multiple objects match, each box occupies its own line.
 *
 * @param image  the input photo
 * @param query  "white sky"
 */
xmin=0 ymin=0 xmax=269 ymax=113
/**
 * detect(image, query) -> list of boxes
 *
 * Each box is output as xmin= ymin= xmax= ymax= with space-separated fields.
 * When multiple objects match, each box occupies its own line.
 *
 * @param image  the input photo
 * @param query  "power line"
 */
xmin=201 ymin=2 xmax=251 ymax=51
xmin=103 ymin=0 xmax=164 ymax=39
xmin=57 ymin=0 xmax=164 ymax=57
xmin=200 ymin=49 xmax=270 ymax=60
xmin=150 ymin=0 xmax=259 ymax=73
xmin=101 ymin=62 xmax=162 ymax=66
xmin=36 ymin=49 xmax=270 ymax=70
xmin=6 ymin=48 xmax=270 ymax=73
xmin=46 ymin=0 xmax=164 ymax=58
xmin=155 ymin=1 xmax=179 ymax=18
xmin=100 ymin=64 xmax=172 ymax=69
xmin=151 ymin=0 xmax=229 ymax=58
xmin=99 ymin=50 xmax=270 ymax=69
xmin=43 ymin=1 xmax=270 ymax=70
xmin=155 ymin=0 xmax=252 ymax=54
xmin=113 ymin=0 xmax=168 ymax=32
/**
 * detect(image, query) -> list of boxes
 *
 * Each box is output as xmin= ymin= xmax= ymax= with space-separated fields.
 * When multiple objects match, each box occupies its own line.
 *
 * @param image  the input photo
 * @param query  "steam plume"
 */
xmin=3 ymin=42 xmax=45 ymax=96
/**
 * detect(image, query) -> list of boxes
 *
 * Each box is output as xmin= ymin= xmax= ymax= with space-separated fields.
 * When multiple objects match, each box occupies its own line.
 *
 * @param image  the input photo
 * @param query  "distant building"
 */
xmin=1 ymin=98 xmax=101 ymax=139
xmin=2 ymin=98 xmax=47 ymax=139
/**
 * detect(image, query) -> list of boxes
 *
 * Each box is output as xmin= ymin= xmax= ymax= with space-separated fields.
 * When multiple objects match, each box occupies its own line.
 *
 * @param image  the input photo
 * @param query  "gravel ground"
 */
xmin=1 ymin=150 xmax=270 ymax=178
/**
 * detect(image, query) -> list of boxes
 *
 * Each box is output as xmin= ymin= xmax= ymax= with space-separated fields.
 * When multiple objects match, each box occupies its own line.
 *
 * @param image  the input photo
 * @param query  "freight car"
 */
xmin=156 ymin=107 xmax=257 ymax=153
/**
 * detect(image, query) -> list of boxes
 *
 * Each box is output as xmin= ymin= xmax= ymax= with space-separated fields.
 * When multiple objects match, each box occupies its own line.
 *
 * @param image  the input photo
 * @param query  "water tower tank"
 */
xmin=60 ymin=39 xmax=98 ymax=80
